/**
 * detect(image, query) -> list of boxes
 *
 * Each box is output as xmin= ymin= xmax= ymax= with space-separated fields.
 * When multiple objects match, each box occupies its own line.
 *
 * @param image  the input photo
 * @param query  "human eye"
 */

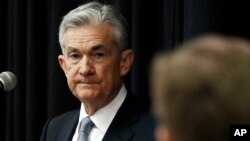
xmin=69 ymin=53 xmax=80 ymax=59
xmin=67 ymin=52 xmax=81 ymax=63
xmin=92 ymin=52 xmax=105 ymax=62
xmin=95 ymin=52 xmax=105 ymax=58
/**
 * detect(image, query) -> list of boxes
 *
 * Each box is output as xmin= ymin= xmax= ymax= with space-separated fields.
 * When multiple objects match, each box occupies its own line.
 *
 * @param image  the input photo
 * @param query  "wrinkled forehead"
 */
xmin=62 ymin=23 xmax=116 ymax=47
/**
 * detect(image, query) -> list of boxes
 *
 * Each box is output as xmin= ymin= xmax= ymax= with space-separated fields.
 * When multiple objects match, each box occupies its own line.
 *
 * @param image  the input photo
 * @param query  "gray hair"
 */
xmin=59 ymin=1 xmax=128 ymax=53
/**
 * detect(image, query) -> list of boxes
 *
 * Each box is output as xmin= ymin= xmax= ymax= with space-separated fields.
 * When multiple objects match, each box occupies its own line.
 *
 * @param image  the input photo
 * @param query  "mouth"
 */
xmin=77 ymin=83 xmax=98 ymax=90
xmin=76 ymin=77 xmax=101 ymax=84
xmin=76 ymin=80 xmax=101 ymax=85
xmin=78 ymin=83 xmax=98 ymax=86
xmin=79 ymin=83 xmax=94 ymax=86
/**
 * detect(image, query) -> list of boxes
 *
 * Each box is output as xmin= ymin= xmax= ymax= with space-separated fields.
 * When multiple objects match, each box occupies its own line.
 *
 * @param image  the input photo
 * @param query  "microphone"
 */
xmin=0 ymin=71 xmax=17 ymax=91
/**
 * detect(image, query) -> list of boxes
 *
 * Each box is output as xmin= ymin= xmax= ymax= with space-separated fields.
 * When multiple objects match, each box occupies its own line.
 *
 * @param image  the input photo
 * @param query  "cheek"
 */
xmin=65 ymin=65 xmax=79 ymax=86
xmin=66 ymin=63 xmax=79 ymax=76
xmin=66 ymin=73 xmax=75 ymax=91
xmin=99 ymin=63 xmax=120 ymax=77
xmin=95 ymin=63 xmax=120 ymax=86
xmin=95 ymin=66 xmax=109 ymax=81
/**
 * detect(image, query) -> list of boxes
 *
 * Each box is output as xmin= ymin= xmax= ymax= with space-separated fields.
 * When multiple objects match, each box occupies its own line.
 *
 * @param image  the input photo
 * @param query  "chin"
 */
xmin=77 ymin=90 xmax=98 ymax=99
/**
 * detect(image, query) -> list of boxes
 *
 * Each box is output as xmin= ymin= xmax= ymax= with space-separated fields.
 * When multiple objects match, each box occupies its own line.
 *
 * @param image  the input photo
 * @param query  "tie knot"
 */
xmin=79 ymin=117 xmax=94 ymax=134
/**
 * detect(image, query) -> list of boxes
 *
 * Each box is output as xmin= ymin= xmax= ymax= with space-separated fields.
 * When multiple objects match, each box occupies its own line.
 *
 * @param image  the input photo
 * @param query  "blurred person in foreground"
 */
xmin=150 ymin=34 xmax=250 ymax=141
xmin=40 ymin=1 xmax=155 ymax=141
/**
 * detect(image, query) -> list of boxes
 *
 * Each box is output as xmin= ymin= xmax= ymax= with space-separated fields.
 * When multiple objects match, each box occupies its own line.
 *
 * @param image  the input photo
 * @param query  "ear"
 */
xmin=58 ymin=55 xmax=68 ymax=75
xmin=120 ymin=49 xmax=134 ymax=76
xmin=155 ymin=126 xmax=173 ymax=141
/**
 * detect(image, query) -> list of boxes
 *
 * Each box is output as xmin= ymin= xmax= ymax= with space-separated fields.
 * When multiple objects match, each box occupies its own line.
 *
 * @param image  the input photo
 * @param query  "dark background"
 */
xmin=1 ymin=0 xmax=250 ymax=140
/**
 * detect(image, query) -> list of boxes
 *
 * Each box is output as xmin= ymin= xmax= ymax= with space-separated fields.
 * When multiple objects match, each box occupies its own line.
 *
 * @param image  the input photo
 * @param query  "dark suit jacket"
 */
xmin=40 ymin=92 xmax=156 ymax=141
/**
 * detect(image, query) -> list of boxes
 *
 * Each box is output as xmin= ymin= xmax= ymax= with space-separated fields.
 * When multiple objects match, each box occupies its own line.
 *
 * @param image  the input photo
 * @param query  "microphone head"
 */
xmin=0 ymin=71 xmax=17 ymax=91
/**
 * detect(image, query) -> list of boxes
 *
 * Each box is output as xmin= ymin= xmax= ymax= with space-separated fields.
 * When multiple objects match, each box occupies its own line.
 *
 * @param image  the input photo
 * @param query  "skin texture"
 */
xmin=58 ymin=22 xmax=134 ymax=115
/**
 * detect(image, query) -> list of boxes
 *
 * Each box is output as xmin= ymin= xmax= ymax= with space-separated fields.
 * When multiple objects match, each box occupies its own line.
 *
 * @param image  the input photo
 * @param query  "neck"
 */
xmin=83 ymin=93 xmax=117 ymax=116
xmin=83 ymin=83 xmax=123 ymax=116
xmin=84 ymin=104 xmax=99 ymax=116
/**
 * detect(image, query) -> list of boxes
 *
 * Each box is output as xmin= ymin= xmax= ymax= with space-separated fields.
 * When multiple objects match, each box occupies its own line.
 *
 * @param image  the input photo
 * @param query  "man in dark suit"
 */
xmin=40 ymin=1 xmax=155 ymax=141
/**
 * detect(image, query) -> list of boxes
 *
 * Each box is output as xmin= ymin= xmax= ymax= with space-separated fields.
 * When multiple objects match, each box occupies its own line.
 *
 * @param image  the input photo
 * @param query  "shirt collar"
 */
xmin=79 ymin=84 xmax=127 ymax=133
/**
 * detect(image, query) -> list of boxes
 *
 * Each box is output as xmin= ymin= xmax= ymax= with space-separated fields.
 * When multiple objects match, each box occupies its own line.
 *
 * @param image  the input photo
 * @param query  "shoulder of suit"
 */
xmin=49 ymin=109 xmax=79 ymax=123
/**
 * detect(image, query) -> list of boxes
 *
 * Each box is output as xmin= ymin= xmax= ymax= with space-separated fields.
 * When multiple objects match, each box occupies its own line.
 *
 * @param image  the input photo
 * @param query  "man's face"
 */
xmin=58 ymin=23 xmax=133 ymax=106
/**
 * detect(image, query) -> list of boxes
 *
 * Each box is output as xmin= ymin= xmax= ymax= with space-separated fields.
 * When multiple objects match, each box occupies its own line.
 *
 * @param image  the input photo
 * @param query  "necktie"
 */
xmin=77 ymin=117 xmax=94 ymax=141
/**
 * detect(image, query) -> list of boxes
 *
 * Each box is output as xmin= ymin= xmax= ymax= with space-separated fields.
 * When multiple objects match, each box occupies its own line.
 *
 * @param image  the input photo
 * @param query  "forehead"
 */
xmin=62 ymin=23 xmax=115 ymax=49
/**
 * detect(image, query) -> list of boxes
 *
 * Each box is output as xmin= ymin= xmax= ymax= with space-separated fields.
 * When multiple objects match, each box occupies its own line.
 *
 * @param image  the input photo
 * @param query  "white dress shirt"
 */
xmin=72 ymin=84 xmax=127 ymax=141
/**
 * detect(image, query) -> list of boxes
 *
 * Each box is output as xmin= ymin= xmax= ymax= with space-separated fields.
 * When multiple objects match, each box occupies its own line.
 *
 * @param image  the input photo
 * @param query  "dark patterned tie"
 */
xmin=77 ymin=117 xmax=94 ymax=141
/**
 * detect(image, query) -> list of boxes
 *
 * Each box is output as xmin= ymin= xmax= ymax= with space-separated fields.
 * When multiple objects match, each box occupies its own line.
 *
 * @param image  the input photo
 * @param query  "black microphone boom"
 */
xmin=0 ymin=71 xmax=17 ymax=91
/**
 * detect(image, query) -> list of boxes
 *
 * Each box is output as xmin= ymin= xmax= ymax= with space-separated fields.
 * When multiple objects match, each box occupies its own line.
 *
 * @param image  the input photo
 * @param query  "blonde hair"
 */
xmin=151 ymin=34 xmax=250 ymax=141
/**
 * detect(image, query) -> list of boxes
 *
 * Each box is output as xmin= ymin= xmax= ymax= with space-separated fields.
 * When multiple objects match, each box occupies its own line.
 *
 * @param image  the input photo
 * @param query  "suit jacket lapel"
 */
xmin=102 ymin=92 xmax=139 ymax=141
xmin=57 ymin=110 xmax=79 ymax=141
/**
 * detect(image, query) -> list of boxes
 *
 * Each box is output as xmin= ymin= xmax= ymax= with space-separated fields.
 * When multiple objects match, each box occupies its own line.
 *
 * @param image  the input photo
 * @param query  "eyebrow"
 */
xmin=65 ymin=44 xmax=104 ymax=53
xmin=91 ymin=44 xmax=104 ymax=51
xmin=66 ymin=47 xmax=78 ymax=52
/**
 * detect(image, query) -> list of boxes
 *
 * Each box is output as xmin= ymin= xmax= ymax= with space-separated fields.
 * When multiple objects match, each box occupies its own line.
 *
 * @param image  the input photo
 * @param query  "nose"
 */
xmin=78 ymin=56 xmax=95 ymax=76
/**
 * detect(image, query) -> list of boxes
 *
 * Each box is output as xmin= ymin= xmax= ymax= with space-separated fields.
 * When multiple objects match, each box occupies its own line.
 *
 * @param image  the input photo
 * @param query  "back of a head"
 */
xmin=151 ymin=34 xmax=250 ymax=141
